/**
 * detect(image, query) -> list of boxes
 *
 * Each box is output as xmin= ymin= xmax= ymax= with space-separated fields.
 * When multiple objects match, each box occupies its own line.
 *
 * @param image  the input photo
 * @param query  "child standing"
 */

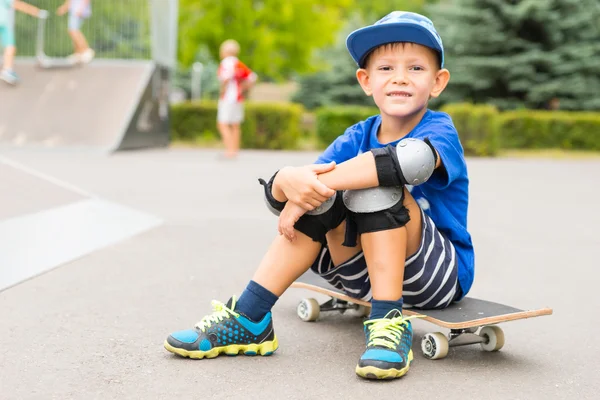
xmin=0 ymin=0 xmax=47 ymax=85
xmin=165 ymin=11 xmax=474 ymax=381
xmin=56 ymin=0 xmax=94 ymax=64
xmin=216 ymin=39 xmax=257 ymax=159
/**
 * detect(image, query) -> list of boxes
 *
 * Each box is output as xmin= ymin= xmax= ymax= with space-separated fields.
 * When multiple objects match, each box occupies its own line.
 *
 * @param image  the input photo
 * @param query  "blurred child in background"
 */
xmin=217 ymin=39 xmax=257 ymax=159
xmin=57 ymin=0 xmax=94 ymax=64
xmin=0 ymin=0 xmax=47 ymax=85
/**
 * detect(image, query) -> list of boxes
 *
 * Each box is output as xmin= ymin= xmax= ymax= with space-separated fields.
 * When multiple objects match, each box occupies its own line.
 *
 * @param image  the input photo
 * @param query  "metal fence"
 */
xmin=14 ymin=0 xmax=152 ymax=60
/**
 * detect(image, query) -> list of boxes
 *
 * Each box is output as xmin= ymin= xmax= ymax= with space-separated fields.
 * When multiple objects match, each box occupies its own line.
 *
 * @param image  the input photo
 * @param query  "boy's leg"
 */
xmin=1 ymin=25 xmax=19 ymax=84
xmin=2 ymin=45 xmax=16 ymax=71
xmin=165 ymin=179 xmax=349 ymax=359
xmin=354 ymin=188 xmax=459 ymax=379
xmin=361 ymin=188 xmax=422 ymax=301
xmin=164 ymin=230 xmax=321 ymax=359
xmin=230 ymin=123 xmax=241 ymax=157
xmin=216 ymin=122 xmax=235 ymax=157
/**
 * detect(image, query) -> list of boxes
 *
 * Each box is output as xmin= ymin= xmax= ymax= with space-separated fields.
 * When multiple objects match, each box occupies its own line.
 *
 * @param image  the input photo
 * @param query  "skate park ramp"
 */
xmin=0 ymin=59 xmax=170 ymax=151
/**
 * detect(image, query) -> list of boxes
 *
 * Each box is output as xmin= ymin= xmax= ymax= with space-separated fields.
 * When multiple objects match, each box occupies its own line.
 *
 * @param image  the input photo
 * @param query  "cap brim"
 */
xmin=347 ymin=23 xmax=443 ymax=67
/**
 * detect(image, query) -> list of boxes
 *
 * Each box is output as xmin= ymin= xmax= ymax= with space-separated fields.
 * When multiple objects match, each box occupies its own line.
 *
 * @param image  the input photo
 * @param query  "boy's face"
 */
xmin=356 ymin=43 xmax=450 ymax=120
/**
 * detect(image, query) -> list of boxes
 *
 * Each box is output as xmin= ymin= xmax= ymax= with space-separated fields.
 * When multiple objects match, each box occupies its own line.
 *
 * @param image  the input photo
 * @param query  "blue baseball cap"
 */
xmin=346 ymin=11 xmax=444 ymax=68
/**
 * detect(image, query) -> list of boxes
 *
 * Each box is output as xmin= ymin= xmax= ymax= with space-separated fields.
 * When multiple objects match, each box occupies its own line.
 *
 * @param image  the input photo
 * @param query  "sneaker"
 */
xmin=164 ymin=297 xmax=278 ymax=359
xmin=67 ymin=53 xmax=81 ymax=65
xmin=355 ymin=310 xmax=418 ymax=380
xmin=0 ymin=69 xmax=19 ymax=85
xmin=80 ymin=48 xmax=95 ymax=64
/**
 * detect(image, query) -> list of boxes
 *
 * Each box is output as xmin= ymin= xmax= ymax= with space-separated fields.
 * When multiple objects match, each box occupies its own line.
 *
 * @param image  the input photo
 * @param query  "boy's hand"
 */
xmin=56 ymin=4 xmax=68 ymax=16
xmin=275 ymin=162 xmax=336 ymax=210
xmin=278 ymin=202 xmax=308 ymax=242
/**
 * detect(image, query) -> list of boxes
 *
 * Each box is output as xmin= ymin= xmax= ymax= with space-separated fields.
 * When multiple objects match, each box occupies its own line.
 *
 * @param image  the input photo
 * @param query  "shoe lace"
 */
xmin=364 ymin=315 xmax=422 ymax=349
xmin=194 ymin=300 xmax=239 ymax=332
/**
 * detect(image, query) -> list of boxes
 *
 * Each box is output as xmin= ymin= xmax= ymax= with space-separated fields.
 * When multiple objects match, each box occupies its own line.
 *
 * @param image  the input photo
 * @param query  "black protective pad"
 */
xmin=295 ymin=271 xmax=525 ymax=323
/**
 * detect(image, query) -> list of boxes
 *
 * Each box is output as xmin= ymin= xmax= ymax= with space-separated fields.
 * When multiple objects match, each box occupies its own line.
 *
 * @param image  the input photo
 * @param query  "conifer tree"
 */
xmin=430 ymin=0 xmax=600 ymax=110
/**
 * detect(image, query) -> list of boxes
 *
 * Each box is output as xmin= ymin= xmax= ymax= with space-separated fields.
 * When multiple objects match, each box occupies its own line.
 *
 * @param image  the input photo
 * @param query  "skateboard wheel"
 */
xmin=479 ymin=325 xmax=505 ymax=352
xmin=297 ymin=298 xmax=320 ymax=322
xmin=421 ymin=332 xmax=449 ymax=360
xmin=355 ymin=305 xmax=370 ymax=318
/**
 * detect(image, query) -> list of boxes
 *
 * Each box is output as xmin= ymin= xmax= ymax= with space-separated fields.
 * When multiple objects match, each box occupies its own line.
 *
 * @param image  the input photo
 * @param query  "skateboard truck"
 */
xmin=421 ymin=326 xmax=505 ymax=360
xmin=297 ymin=297 xmax=370 ymax=322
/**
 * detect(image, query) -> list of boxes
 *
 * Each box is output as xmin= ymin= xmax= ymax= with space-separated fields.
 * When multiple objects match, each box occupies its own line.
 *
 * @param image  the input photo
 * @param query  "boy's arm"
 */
xmin=317 ymin=147 xmax=441 ymax=191
xmin=57 ymin=1 xmax=70 ymax=15
xmin=13 ymin=1 xmax=44 ymax=17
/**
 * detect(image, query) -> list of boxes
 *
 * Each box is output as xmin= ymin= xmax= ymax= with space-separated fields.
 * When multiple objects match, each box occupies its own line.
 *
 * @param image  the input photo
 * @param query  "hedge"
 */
xmin=440 ymin=103 xmax=500 ymax=156
xmin=173 ymin=101 xmax=600 ymax=154
xmin=315 ymin=106 xmax=378 ymax=146
xmin=497 ymin=110 xmax=600 ymax=151
xmin=171 ymin=101 xmax=304 ymax=150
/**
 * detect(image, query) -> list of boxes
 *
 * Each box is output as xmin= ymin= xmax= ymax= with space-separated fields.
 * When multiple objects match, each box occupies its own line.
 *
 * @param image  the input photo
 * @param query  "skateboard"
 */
xmin=291 ymin=271 xmax=553 ymax=360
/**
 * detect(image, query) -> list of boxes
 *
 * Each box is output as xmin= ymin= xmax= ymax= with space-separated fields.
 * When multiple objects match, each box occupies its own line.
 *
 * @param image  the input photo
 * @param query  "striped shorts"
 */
xmin=309 ymin=209 xmax=461 ymax=310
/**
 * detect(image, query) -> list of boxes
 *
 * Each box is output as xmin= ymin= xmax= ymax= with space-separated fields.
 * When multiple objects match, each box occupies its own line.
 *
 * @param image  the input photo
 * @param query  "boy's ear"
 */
xmin=430 ymin=68 xmax=450 ymax=98
xmin=356 ymin=69 xmax=373 ymax=96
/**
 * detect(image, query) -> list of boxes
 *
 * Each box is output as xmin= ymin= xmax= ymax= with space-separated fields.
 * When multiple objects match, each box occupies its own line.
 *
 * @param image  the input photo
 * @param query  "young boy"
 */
xmin=216 ymin=39 xmax=257 ymax=159
xmin=56 ymin=0 xmax=94 ymax=64
xmin=165 ymin=11 xmax=474 ymax=381
xmin=0 ymin=0 xmax=47 ymax=85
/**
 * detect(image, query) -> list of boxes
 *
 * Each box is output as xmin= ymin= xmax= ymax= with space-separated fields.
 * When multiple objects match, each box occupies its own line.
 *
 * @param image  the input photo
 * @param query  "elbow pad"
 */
xmin=371 ymin=138 xmax=438 ymax=186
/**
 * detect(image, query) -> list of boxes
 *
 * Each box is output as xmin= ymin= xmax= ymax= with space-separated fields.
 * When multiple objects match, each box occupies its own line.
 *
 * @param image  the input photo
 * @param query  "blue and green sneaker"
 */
xmin=355 ymin=310 xmax=418 ymax=380
xmin=164 ymin=297 xmax=278 ymax=359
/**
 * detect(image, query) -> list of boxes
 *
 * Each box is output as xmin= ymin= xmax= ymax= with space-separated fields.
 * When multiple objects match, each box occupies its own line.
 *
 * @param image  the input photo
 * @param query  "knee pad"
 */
xmin=258 ymin=172 xmax=346 ymax=244
xmin=371 ymin=138 xmax=437 ymax=187
xmin=343 ymin=186 xmax=410 ymax=235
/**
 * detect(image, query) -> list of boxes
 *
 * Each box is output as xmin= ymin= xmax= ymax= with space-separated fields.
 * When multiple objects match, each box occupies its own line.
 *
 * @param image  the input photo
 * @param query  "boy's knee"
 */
xmin=344 ymin=186 xmax=410 ymax=235
xmin=258 ymin=172 xmax=346 ymax=244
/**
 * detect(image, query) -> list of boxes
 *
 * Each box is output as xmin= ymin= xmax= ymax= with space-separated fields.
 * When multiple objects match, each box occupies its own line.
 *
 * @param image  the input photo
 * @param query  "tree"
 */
xmin=178 ymin=0 xmax=351 ymax=80
xmin=429 ymin=0 xmax=600 ymax=110
xmin=292 ymin=1 xmax=440 ymax=109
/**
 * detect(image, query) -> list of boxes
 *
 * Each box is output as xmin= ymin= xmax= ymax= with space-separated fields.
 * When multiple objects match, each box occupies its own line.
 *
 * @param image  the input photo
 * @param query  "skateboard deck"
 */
xmin=291 ymin=271 xmax=553 ymax=359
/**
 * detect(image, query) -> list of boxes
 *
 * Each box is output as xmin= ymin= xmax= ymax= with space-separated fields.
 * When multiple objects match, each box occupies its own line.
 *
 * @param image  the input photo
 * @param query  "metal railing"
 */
xmin=14 ymin=0 xmax=152 ymax=59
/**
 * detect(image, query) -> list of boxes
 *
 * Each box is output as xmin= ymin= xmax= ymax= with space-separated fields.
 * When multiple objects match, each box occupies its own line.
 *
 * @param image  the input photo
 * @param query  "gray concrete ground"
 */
xmin=0 ymin=148 xmax=599 ymax=399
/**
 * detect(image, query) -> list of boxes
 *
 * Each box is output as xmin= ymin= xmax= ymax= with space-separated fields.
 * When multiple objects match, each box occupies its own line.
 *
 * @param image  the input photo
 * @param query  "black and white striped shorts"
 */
xmin=309 ymin=209 xmax=461 ymax=310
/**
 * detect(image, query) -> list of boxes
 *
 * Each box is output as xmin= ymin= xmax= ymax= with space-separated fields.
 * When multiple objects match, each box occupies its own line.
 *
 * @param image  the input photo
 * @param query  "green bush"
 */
xmin=497 ymin=111 xmax=600 ymax=151
xmin=315 ymin=106 xmax=378 ymax=146
xmin=171 ymin=101 xmax=304 ymax=150
xmin=440 ymin=103 xmax=500 ymax=156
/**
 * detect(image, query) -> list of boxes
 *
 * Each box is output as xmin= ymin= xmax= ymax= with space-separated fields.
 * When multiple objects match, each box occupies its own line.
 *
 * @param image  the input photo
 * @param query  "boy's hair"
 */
xmin=362 ymin=42 xmax=442 ymax=70
xmin=220 ymin=39 xmax=240 ymax=57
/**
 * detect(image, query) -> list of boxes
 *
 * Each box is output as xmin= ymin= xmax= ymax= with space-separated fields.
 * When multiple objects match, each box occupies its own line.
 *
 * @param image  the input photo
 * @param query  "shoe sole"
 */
xmin=355 ymin=350 xmax=413 ymax=380
xmin=164 ymin=336 xmax=279 ymax=359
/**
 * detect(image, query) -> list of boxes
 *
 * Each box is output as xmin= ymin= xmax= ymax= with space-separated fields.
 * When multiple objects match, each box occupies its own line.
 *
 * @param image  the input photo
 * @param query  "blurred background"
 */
xmin=2 ymin=0 xmax=599 ymax=155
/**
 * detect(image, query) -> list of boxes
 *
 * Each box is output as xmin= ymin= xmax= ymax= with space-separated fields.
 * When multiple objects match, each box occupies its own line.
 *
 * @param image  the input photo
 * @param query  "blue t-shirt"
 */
xmin=315 ymin=110 xmax=474 ymax=297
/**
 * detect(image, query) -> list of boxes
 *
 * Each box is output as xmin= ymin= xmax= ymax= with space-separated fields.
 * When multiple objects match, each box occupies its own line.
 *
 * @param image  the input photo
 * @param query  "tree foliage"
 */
xmin=178 ymin=0 xmax=351 ymax=80
xmin=429 ymin=0 xmax=600 ymax=110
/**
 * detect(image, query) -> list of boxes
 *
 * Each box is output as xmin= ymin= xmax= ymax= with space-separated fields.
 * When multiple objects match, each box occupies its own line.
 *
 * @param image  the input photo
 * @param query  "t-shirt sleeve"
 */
xmin=412 ymin=120 xmax=466 ymax=190
xmin=315 ymin=125 xmax=361 ymax=165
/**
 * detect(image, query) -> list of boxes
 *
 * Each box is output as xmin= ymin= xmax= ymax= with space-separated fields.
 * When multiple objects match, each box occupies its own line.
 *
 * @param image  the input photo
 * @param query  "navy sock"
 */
xmin=370 ymin=298 xmax=404 ymax=319
xmin=235 ymin=280 xmax=279 ymax=322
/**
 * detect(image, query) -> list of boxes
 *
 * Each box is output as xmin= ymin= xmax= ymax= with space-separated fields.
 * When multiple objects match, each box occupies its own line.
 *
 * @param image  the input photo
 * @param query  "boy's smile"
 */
xmin=356 ymin=43 xmax=450 ymax=136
